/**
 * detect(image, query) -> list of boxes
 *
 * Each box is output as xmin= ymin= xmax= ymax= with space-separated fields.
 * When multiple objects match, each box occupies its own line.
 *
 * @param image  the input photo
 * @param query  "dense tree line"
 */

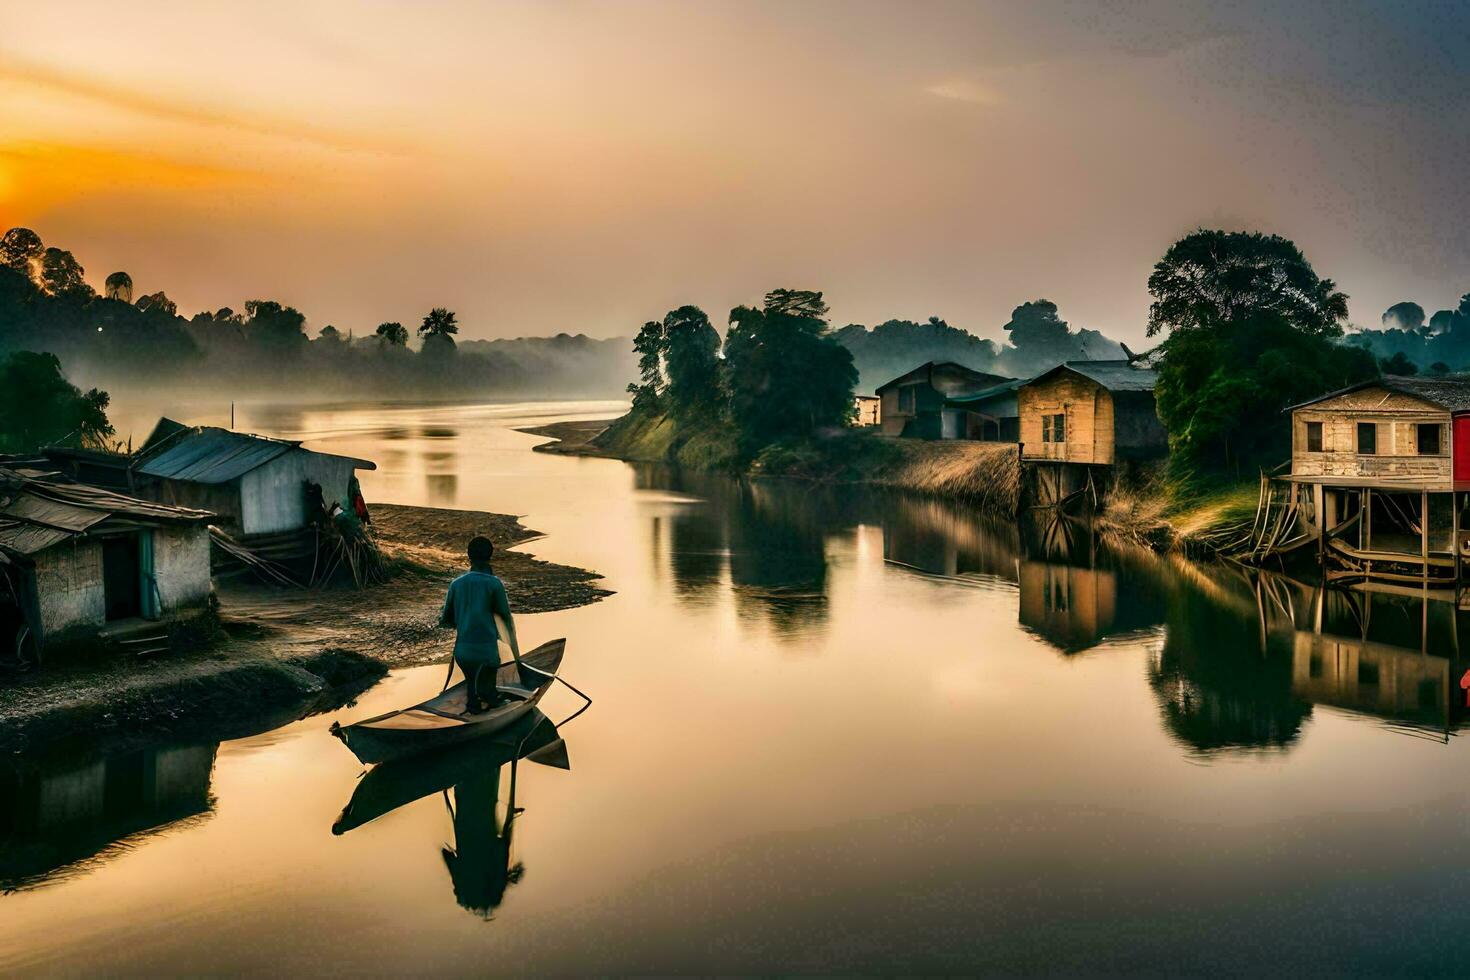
xmin=0 ymin=227 xmax=635 ymax=399
xmin=1346 ymin=294 xmax=1470 ymax=373
xmin=835 ymin=306 xmax=1123 ymax=391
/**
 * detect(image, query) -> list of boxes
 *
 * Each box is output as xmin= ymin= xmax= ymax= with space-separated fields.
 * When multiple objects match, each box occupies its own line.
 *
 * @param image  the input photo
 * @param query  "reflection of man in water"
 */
xmin=439 ymin=536 xmax=520 ymax=714
xmin=442 ymin=765 xmax=522 ymax=917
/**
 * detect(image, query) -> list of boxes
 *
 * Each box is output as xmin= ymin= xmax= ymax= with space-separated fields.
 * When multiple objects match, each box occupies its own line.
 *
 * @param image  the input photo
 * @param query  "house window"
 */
xmin=1357 ymin=421 xmax=1377 ymax=455
xmin=1042 ymin=413 xmax=1066 ymax=443
xmin=897 ymin=385 xmax=917 ymax=413
xmin=1305 ymin=421 xmax=1323 ymax=453
xmin=1417 ymin=422 xmax=1442 ymax=456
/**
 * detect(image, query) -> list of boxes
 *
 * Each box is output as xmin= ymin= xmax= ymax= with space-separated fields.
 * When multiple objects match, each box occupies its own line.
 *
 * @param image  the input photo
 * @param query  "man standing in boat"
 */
xmin=440 ymin=536 xmax=521 ymax=714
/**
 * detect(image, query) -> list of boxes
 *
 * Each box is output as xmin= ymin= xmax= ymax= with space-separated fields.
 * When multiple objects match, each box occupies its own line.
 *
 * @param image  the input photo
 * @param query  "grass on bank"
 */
xmin=1100 ymin=465 xmax=1261 ymax=552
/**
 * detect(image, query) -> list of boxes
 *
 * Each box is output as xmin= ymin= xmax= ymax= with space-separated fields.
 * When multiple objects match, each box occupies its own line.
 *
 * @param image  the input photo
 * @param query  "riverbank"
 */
xmin=528 ymin=410 xmax=1252 ymax=558
xmin=0 ymin=503 xmax=611 ymax=758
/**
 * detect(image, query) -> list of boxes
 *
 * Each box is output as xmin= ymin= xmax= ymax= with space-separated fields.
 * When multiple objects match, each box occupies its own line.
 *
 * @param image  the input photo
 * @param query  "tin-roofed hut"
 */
xmin=133 ymin=419 xmax=375 ymax=539
xmin=0 ymin=467 xmax=214 ymax=660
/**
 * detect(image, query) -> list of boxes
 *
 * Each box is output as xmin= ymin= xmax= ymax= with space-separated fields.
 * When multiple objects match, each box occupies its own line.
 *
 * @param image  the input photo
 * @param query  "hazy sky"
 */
xmin=2 ymin=0 xmax=1467 ymax=345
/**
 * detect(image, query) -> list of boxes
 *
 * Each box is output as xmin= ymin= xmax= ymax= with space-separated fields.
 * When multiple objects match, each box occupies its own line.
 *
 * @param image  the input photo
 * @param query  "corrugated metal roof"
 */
xmin=134 ymin=424 xmax=376 ymax=483
xmin=136 ymin=427 xmax=298 ymax=483
xmin=0 ymin=467 xmax=214 ymax=559
xmin=1025 ymin=360 xmax=1158 ymax=393
xmin=1287 ymin=374 xmax=1470 ymax=413
xmin=0 ymin=520 xmax=74 ymax=555
xmin=946 ymin=378 xmax=1026 ymax=406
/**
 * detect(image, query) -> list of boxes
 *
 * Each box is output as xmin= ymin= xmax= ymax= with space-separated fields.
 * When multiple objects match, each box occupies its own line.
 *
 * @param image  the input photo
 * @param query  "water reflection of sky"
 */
xmin=4 ymin=400 xmax=1470 ymax=975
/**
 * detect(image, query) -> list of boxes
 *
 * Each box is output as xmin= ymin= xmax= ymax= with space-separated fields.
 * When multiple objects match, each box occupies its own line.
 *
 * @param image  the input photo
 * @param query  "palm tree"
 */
xmin=419 ymin=308 xmax=459 ymax=338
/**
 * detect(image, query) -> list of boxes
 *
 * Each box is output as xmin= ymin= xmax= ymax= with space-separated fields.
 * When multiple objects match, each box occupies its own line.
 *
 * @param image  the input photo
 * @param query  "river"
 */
xmin=3 ymin=399 xmax=1469 ymax=975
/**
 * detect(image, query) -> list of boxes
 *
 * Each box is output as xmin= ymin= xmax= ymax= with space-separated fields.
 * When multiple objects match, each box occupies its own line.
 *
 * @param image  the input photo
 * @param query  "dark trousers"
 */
xmin=461 ymin=660 xmax=497 ymax=708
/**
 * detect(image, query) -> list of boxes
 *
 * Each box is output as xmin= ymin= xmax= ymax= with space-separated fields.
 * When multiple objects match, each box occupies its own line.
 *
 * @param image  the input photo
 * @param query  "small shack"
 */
xmin=944 ymin=378 xmax=1025 ymax=442
xmin=875 ymin=362 xmax=1013 ymax=439
xmin=0 ymin=467 xmax=214 ymax=657
xmin=133 ymin=419 xmax=375 ymax=539
xmin=1018 ymin=361 xmax=1165 ymax=464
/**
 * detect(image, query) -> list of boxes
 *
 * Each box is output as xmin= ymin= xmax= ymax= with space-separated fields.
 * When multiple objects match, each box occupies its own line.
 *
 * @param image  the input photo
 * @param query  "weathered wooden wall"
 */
xmin=1019 ymin=375 xmax=1112 ymax=464
xmin=1291 ymin=386 xmax=1450 ymax=482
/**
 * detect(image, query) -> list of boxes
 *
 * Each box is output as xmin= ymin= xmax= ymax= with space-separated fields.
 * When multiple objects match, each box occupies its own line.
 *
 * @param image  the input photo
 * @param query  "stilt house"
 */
xmin=875 ymin=362 xmax=1013 ymax=439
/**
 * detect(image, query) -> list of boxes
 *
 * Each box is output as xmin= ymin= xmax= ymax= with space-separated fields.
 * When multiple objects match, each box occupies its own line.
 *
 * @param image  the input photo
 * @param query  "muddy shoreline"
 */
xmin=0 ymin=503 xmax=612 ymax=759
xmin=519 ymin=418 xmax=617 ymax=456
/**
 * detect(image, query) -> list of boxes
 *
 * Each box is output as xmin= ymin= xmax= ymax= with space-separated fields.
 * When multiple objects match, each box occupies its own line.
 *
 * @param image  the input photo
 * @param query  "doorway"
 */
xmin=102 ymin=535 xmax=141 ymax=621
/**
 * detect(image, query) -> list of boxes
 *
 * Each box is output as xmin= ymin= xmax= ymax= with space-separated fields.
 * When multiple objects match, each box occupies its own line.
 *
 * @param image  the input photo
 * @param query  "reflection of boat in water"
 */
xmin=0 ymin=743 xmax=216 ymax=892
xmin=334 ymin=708 xmax=573 ymax=919
xmin=331 ymin=639 xmax=567 ymax=765
xmin=332 ymin=709 xmax=568 ymax=835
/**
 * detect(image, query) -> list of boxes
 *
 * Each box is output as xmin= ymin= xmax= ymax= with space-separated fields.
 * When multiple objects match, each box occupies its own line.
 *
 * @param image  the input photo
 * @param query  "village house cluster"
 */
xmin=0 ymin=420 xmax=375 ymax=662
xmin=864 ymin=360 xmax=1470 ymax=600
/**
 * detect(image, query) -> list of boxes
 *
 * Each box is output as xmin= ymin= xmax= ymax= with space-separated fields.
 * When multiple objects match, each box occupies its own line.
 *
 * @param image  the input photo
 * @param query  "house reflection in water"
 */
xmin=880 ymin=496 xmax=1020 ymax=584
xmin=1284 ymin=587 xmax=1465 ymax=735
xmin=0 ymin=743 xmax=216 ymax=891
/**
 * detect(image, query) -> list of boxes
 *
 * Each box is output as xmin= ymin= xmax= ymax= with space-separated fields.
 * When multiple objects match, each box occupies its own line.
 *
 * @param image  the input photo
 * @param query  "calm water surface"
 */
xmin=4 ymin=399 xmax=1470 ymax=975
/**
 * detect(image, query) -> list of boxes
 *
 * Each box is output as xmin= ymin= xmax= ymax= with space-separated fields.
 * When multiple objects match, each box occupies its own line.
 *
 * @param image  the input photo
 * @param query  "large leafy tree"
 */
xmin=38 ymin=247 xmax=91 ymax=298
xmin=0 ymin=227 xmax=42 ymax=274
xmin=723 ymin=289 xmax=857 ymax=455
xmin=375 ymin=321 xmax=408 ymax=347
xmin=0 ymin=351 xmax=114 ymax=452
xmin=1147 ymin=230 xmax=1349 ymax=338
xmin=661 ymin=305 xmax=722 ymax=416
xmin=1150 ymin=230 xmax=1374 ymax=476
xmin=627 ymin=319 xmax=664 ymax=411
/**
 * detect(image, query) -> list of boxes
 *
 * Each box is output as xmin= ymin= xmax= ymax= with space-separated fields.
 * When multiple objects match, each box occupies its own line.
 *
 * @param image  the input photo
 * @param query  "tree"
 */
xmin=1155 ymin=312 xmax=1377 ymax=476
xmin=1146 ymin=230 xmax=1349 ymax=338
xmin=1379 ymin=351 xmax=1418 ymax=376
xmin=104 ymin=271 xmax=133 ymax=303
xmin=1382 ymin=301 xmax=1426 ymax=333
xmin=420 ymin=307 xmax=459 ymax=339
xmin=136 ymin=291 xmax=177 ymax=316
xmin=317 ymin=324 xmax=345 ymax=345
xmin=375 ymin=321 xmax=408 ymax=347
xmin=627 ymin=319 xmax=665 ymax=411
xmin=244 ymin=299 xmax=307 ymax=352
xmin=0 ymin=227 xmax=43 ymax=274
xmin=38 ymin=247 xmax=91 ymax=298
xmin=723 ymin=289 xmax=857 ymax=456
xmin=661 ymin=305 xmax=722 ymax=416
xmin=0 ymin=351 xmax=114 ymax=452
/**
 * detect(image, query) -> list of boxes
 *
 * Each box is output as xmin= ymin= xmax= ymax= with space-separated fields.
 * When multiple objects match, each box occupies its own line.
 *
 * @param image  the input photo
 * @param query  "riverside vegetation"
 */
xmin=584 ymin=230 xmax=1401 ymax=555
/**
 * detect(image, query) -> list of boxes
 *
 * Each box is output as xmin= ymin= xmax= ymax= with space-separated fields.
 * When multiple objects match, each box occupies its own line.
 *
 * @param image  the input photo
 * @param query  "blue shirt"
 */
xmin=439 ymin=569 xmax=514 ymax=664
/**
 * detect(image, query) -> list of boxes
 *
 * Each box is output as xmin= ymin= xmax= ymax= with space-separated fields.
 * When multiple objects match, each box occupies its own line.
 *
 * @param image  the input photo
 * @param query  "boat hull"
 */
xmin=331 ymin=640 xmax=565 ymax=766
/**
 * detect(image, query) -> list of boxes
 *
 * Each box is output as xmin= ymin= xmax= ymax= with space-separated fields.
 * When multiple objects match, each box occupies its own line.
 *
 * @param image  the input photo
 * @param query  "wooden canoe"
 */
xmin=330 ymin=639 xmax=566 ymax=766
xmin=332 ymin=707 xmax=568 ymax=835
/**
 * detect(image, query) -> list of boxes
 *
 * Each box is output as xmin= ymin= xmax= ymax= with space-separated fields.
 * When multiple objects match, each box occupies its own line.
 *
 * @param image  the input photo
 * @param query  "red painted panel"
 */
xmin=1455 ymin=415 xmax=1470 ymax=482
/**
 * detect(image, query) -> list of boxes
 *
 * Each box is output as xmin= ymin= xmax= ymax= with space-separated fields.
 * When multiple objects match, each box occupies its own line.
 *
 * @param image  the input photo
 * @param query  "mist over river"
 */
xmin=3 ymin=400 xmax=1469 ymax=975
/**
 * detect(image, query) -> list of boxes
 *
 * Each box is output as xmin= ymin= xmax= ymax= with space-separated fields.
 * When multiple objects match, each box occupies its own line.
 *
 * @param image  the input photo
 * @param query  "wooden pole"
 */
xmin=1423 ymin=490 xmax=1430 ymax=591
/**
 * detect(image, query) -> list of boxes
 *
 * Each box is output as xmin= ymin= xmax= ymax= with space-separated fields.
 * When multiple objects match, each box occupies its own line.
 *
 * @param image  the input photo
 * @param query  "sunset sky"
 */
xmin=2 ymin=0 xmax=1467 ymax=345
